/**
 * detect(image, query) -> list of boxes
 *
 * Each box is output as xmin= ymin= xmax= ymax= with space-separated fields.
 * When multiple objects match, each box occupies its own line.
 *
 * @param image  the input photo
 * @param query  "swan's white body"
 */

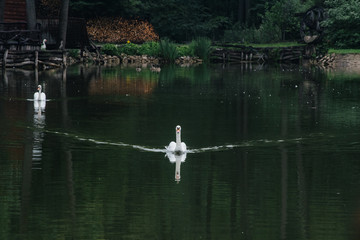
xmin=34 ymin=99 xmax=46 ymax=112
xmin=41 ymin=39 xmax=47 ymax=50
xmin=34 ymin=85 xmax=46 ymax=101
xmin=166 ymin=125 xmax=187 ymax=153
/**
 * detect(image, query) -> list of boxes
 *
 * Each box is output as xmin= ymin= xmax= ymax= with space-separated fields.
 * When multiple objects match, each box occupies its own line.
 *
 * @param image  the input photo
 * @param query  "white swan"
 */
xmin=34 ymin=85 xmax=46 ymax=101
xmin=41 ymin=39 xmax=47 ymax=50
xmin=166 ymin=125 xmax=187 ymax=153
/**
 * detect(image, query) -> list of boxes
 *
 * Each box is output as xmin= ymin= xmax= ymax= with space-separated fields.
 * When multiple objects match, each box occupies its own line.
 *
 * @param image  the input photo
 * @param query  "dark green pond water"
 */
xmin=1 ymin=63 xmax=360 ymax=240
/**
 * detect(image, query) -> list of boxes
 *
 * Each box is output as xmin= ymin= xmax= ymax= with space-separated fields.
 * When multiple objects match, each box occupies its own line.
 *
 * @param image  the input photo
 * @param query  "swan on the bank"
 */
xmin=166 ymin=125 xmax=187 ymax=154
xmin=34 ymin=85 xmax=46 ymax=101
xmin=41 ymin=39 xmax=47 ymax=50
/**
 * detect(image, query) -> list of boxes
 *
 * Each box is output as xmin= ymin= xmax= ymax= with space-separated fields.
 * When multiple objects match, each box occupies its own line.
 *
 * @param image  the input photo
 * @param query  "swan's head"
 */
xmin=43 ymin=39 xmax=47 ymax=43
xmin=37 ymin=85 xmax=42 ymax=91
xmin=176 ymin=125 xmax=181 ymax=134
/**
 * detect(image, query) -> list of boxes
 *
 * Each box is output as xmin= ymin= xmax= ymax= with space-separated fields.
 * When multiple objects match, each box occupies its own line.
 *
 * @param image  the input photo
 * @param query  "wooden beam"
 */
xmin=35 ymin=50 xmax=38 ymax=68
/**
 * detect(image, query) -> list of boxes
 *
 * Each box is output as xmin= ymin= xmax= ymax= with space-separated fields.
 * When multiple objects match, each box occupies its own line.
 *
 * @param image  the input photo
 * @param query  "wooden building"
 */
xmin=1 ymin=0 xmax=90 ymax=49
xmin=1 ymin=0 xmax=27 ymax=23
xmin=0 ymin=0 xmax=92 ymax=68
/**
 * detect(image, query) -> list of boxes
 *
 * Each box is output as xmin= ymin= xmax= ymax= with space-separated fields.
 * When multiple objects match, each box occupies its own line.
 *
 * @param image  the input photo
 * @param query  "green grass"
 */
xmin=328 ymin=49 xmax=360 ymax=54
xmin=190 ymin=37 xmax=212 ymax=61
xmin=247 ymin=42 xmax=305 ymax=48
xmin=159 ymin=39 xmax=178 ymax=62
xmin=213 ymin=41 xmax=305 ymax=49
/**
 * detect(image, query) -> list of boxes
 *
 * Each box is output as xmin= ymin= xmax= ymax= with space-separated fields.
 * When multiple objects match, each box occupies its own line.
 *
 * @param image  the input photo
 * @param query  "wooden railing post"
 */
xmin=62 ymin=50 xmax=67 ymax=67
xmin=2 ymin=49 xmax=8 ymax=68
xmin=35 ymin=50 xmax=38 ymax=68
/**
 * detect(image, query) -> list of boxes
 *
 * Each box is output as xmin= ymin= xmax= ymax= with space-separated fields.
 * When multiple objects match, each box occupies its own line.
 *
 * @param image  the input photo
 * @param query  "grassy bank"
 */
xmin=328 ymin=49 xmax=360 ymax=54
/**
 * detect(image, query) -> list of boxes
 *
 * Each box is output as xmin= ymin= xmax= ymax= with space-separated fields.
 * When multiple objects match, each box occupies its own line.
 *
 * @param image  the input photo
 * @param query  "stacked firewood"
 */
xmin=87 ymin=17 xmax=159 ymax=43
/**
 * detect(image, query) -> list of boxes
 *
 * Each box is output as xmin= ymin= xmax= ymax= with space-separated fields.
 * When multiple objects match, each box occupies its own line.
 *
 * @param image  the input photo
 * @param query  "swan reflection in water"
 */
xmin=165 ymin=152 xmax=187 ymax=182
xmin=32 ymin=100 xmax=46 ymax=169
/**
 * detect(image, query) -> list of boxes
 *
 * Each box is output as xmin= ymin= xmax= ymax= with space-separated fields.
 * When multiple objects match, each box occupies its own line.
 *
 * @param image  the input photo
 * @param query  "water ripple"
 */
xmin=41 ymin=128 xmax=313 ymax=154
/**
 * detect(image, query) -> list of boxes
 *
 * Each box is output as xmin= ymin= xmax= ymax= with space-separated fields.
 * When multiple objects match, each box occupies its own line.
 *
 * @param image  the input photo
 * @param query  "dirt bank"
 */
xmin=313 ymin=53 xmax=360 ymax=73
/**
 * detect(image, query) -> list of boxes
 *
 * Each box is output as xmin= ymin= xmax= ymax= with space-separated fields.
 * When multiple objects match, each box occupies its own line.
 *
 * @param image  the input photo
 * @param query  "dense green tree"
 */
xmin=68 ymin=0 xmax=324 ymax=43
xmin=259 ymin=0 xmax=304 ymax=42
xmin=70 ymin=0 xmax=145 ymax=18
xmin=322 ymin=0 xmax=360 ymax=48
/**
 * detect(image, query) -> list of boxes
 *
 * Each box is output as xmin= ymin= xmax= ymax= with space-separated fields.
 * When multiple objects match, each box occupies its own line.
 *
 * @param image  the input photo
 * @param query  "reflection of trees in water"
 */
xmin=19 ymin=68 xmax=77 ymax=237
xmin=88 ymin=75 xmax=158 ymax=96
xmin=3 ymin=64 xmax=359 ymax=238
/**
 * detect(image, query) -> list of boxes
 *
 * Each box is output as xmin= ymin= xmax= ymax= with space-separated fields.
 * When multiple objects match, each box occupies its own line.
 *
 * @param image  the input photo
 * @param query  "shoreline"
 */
xmin=311 ymin=53 xmax=360 ymax=72
xmin=70 ymin=52 xmax=204 ymax=67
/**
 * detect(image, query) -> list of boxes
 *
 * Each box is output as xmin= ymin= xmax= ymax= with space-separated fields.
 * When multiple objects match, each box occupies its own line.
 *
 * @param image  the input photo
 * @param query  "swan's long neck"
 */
xmin=176 ymin=131 xmax=181 ymax=147
xmin=176 ymin=132 xmax=181 ymax=145
xmin=38 ymin=88 xmax=42 ymax=94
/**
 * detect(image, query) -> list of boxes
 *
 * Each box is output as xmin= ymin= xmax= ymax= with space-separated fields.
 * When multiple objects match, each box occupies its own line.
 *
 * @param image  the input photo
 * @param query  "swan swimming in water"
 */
xmin=34 ymin=85 xmax=46 ymax=101
xmin=166 ymin=125 xmax=187 ymax=154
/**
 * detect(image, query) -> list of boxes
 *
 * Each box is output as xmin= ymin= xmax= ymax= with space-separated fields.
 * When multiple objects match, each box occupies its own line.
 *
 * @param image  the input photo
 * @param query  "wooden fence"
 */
xmin=211 ymin=44 xmax=305 ymax=63
xmin=0 ymin=49 xmax=67 ymax=68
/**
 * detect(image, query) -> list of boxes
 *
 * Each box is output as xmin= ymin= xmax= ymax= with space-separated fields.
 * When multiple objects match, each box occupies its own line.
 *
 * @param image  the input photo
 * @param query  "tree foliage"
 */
xmin=36 ymin=0 xmax=61 ymax=17
xmin=37 ymin=0 xmax=334 ymax=42
xmin=322 ymin=0 xmax=360 ymax=48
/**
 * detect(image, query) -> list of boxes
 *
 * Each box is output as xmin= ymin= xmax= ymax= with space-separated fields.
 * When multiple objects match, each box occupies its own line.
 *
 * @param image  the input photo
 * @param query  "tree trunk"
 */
xmin=244 ymin=0 xmax=249 ymax=25
xmin=26 ymin=0 xmax=37 ymax=30
xmin=58 ymin=0 xmax=70 ymax=49
xmin=238 ymin=0 xmax=244 ymax=23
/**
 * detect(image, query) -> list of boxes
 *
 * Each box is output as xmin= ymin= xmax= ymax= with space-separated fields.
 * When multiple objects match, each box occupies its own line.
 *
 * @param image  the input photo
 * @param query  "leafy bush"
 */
xmin=190 ymin=37 xmax=212 ymax=61
xmin=138 ymin=41 xmax=160 ymax=56
xmin=322 ymin=0 xmax=360 ymax=48
xmin=118 ymin=42 xmax=140 ymax=55
xmin=223 ymin=0 xmax=306 ymax=43
xmin=87 ymin=17 xmax=159 ymax=43
xmin=259 ymin=0 xmax=301 ymax=42
xmin=159 ymin=39 xmax=178 ymax=63
xmin=223 ymin=25 xmax=262 ymax=43
xmin=101 ymin=43 xmax=119 ymax=56
xmin=177 ymin=45 xmax=194 ymax=57
xmin=68 ymin=49 xmax=79 ymax=58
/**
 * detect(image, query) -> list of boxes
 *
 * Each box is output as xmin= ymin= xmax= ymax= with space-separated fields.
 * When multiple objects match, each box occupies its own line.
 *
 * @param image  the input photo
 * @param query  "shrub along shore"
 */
xmin=69 ymin=38 xmax=211 ymax=67
xmin=67 ymin=38 xmax=360 ymax=69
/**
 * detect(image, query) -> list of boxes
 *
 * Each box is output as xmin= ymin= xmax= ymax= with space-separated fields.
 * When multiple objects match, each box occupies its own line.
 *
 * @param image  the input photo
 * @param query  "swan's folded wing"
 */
xmin=166 ymin=141 xmax=176 ymax=151
xmin=34 ymin=92 xmax=39 ymax=100
xmin=40 ymin=93 xmax=46 ymax=101
xmin=181 ymin=142 xmax=187 ymax=152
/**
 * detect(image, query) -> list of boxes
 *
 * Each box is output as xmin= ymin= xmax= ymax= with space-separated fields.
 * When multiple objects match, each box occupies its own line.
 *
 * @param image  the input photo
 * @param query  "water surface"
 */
xmin=1 ymin=63 xmax=360 ymax=239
